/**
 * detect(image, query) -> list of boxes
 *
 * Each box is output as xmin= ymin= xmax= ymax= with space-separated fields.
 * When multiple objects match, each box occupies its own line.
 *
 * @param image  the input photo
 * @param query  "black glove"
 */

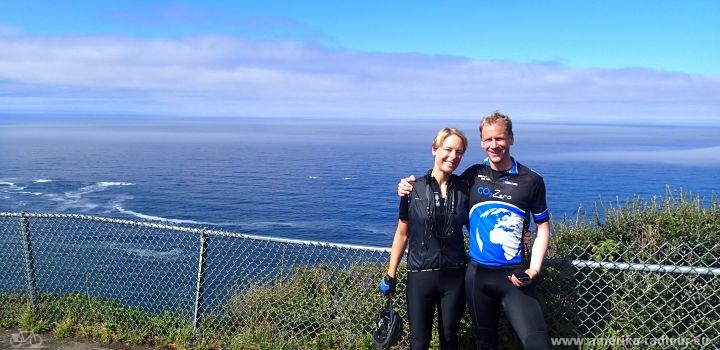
xmin=379 ymin=274 xmax=397 ymax=295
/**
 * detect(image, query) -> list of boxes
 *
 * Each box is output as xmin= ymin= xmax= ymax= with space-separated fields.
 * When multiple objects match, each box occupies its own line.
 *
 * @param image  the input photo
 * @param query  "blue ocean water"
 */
xmin=2 ymin=116 xmax=719 ymax=247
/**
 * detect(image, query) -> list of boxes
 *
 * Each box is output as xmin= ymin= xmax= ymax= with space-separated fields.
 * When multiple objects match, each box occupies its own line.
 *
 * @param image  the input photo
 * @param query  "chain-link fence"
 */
xmin=1 ymin=212 xmax=718 ymax=349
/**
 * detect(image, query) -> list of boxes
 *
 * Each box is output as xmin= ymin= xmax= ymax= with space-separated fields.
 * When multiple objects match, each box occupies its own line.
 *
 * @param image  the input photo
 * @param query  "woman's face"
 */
xmin=432 ymin=134 xmax=465 ymax=174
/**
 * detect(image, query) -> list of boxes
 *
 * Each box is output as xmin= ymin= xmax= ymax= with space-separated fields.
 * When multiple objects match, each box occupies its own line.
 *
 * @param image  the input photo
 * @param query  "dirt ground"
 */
xmin=0 ymin=328 xmax=132 ymax=350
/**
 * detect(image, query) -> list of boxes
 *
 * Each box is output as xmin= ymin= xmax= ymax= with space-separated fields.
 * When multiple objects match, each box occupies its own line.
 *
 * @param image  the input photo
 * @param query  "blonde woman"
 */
xmin=380 ymin=127 xmax=469 ymax=350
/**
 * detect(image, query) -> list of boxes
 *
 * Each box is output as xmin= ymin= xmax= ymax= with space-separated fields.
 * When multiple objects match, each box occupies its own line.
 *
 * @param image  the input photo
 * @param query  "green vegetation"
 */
xmin=552 ymin=187 xmax=720 ymax=261
xmin=1 ymin=292 xmax=193 ymax=348
xmin=1 ymin=188 xmax=718 ymax=349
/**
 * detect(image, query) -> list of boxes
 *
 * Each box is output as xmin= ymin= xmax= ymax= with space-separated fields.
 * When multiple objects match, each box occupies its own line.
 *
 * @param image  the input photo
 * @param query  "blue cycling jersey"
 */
xmin=461 ymin=158 xmax=549 ymax=267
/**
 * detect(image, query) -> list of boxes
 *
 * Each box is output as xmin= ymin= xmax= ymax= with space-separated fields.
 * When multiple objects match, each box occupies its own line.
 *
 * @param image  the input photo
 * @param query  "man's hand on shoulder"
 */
xmin=397 ymin=175 xmax=416 ymax=197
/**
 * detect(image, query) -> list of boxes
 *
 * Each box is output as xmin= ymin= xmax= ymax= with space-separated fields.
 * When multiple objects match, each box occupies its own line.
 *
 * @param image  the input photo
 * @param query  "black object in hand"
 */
xmin=512 ymin=269 xmax=531 ymax=282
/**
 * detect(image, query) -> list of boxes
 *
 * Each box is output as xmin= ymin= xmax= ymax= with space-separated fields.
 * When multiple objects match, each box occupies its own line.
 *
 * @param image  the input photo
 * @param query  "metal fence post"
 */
xmin=193 ymin=229 xmax=210 ymax=332
xmin=19 ymin=211 xmax=38 ymax=311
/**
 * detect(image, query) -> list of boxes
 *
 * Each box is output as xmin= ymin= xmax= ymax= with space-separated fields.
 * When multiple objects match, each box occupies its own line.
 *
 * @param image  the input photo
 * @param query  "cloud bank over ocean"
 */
xmin=546 ymin=146 xmax=720 ymax=166
xmin=0 ymin=32 xmax=718 ymax=124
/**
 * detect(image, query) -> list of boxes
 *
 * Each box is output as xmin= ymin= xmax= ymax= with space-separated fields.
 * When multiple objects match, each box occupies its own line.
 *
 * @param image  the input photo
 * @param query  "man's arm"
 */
xmin=397 ymin=175 xmax=416 ymax=196
xmin=528 ymin=221 xmax=550 ymax=278
xmin=510 ymin=221 xmax=550 ymax=287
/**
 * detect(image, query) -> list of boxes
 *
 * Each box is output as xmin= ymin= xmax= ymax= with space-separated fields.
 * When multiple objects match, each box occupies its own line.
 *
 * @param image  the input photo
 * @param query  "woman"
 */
xmin=380 ymin=127 xmax=469 ymax=350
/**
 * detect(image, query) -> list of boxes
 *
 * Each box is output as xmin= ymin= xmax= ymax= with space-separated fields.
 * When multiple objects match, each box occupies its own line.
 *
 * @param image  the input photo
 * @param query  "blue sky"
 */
xmin=0 ymin=1 xmax=718 ymax=124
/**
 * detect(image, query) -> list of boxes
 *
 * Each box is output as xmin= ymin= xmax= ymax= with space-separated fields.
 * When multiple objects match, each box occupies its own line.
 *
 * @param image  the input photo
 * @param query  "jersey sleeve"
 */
xmin=531 ymin=175 xmax=550 ymax=223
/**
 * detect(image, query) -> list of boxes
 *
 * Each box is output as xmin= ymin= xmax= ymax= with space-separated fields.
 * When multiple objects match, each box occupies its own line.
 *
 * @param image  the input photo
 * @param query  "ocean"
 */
xmin=2 ymin=116 xmax=719 ymax=247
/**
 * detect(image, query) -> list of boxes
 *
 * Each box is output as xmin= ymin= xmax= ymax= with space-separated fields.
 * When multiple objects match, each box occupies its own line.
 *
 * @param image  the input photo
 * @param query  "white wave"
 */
xmin=308 ymin=176 xmax=319 ymax=179
xmin=18 ymin=191 xmax=44 ymax=196
xmin=65 ymin=188 xmax=93 ymax=199
xmin=34 ymin=179 xmax=52 ymax=183
xmin=101 ymin=242 xmax=183 ymax=260
xmin=102 ymin=194 xmax=134 ymax=214
xmin=97 ymin=182 xmax=135 ymax=187
xmin=41 ymin=192 xmax=98 ymax=212
xmin=0 ymin=181 xmax=24 ymax=191
xmin=67 ymin=181 xmax=134 ymax=199
xmin=342 ymin=177 xmax=353 ymax=180
xmin=113 ymin=205 xmax=214 ymax=225
xmin=44 ymin=193 xmax=63 ymax=202
xmin=124 ymin=247 xmax=183 ymax=259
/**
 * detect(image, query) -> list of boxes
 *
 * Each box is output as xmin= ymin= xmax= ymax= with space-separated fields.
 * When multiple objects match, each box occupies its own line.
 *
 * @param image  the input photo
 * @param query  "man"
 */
xmin=398 ymin=111 xmax=551 ymax=349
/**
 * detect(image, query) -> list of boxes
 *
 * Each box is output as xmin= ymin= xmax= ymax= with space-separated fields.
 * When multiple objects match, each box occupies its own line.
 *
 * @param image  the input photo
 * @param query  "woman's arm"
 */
xmin=387 ymin=219 xmax=409 ymax=278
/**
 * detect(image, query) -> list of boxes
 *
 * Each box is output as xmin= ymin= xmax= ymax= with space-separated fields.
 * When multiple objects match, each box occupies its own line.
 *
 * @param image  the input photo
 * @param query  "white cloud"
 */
xmin=546 ymin=146 xmax=720 ymax=166
xmin=0 ymin=33 xmax=718 ymax=123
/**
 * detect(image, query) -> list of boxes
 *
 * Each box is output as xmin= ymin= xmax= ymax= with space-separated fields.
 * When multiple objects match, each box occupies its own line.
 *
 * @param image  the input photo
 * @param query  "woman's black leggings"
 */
xmin=465 ymin=261 xmax=550 ymax=350
xmin=406 ymin=268 xmax=466 ymax=350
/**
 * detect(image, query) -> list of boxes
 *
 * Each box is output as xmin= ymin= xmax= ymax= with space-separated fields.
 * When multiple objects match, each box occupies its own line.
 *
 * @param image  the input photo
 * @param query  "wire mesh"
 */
xmin=1 ymin=212 xmax=718 ymax=349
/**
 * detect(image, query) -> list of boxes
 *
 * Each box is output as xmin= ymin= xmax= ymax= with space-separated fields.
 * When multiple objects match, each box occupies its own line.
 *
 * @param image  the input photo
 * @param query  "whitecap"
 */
xmin=18 ymin=191 xmax=44 ymax=196
xmin=34 ymin=179 xmax=52 ymax=183
xmin=97 ymin=182 xmax=135 ymax=187
xmin=113 ymin=205 xmax=214 ymax=225
xmin=67 ymin=181 xmax=133 ymax=198
xmin=0 ymin=181 xmax=24 ymax=190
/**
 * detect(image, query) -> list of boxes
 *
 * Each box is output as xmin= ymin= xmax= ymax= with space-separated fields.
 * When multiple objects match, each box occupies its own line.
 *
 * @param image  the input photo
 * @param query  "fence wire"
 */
xmin=1 ymin=212 xmax=718 ymax=349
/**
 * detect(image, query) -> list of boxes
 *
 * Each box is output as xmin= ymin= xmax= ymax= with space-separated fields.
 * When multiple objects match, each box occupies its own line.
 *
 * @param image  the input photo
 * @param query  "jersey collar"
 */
xmin=482 ymin=157 xmax=519 ymax=175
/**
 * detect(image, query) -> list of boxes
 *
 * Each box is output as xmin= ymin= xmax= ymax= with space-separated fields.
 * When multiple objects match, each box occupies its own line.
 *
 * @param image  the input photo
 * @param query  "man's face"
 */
xmin=480 ymin=122 xmax=514 ymax=169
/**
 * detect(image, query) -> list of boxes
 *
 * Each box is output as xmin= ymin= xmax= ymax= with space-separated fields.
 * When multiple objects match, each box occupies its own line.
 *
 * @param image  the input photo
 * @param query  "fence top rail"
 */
xmin=546 ymin=258 xmax=720 ymax=277
xmin=1 ymin=211 xmax=391 ymax=253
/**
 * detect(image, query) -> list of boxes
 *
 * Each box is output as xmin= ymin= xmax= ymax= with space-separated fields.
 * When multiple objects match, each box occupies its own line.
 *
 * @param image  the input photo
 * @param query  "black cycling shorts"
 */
xmin=465 ymin=261 xmax=550 ymax=350
xmin=406 ymin=267 xmax=466 ymax=350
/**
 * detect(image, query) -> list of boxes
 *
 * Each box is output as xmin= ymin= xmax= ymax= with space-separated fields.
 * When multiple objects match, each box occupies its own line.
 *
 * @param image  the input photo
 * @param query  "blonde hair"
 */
xmin=479 ymin=110 xmax=513 ymax=137
xmin=432 ymin=127 xmax=468 ymax=152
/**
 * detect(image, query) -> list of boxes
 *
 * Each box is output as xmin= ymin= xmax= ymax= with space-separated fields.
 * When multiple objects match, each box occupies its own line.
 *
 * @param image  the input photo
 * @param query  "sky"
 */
xmin=0 ymin=1 xmax=719 ymax=125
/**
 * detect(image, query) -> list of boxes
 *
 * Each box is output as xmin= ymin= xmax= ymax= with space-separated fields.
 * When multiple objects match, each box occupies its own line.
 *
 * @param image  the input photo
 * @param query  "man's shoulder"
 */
xmin=460 ymin=163 xmax=485 ymax=179
xmin=515 ymin=161 xmax=545 ymax=181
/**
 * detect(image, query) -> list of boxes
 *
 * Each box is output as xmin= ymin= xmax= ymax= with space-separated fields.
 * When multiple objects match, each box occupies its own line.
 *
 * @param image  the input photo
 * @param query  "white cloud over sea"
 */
xmin=547 ymin=146 xmax=720 ymax=166
xmin=1 ymin=31 xmax=718 ymax=124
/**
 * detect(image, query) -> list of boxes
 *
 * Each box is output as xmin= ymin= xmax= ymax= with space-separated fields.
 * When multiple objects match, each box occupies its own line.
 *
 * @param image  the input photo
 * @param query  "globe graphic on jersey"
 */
xmin=478 ymin=207 xmax=523 ymax=260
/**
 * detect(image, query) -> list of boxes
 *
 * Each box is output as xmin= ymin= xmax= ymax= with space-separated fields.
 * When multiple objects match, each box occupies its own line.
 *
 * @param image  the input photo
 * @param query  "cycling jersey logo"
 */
xmin=501 ymin=179 xmax=518 ymax=186
xmin=477 ymin=174 xmax=492 ymax=182
xmin=476 ymin=186 xmax=512 ymax=200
